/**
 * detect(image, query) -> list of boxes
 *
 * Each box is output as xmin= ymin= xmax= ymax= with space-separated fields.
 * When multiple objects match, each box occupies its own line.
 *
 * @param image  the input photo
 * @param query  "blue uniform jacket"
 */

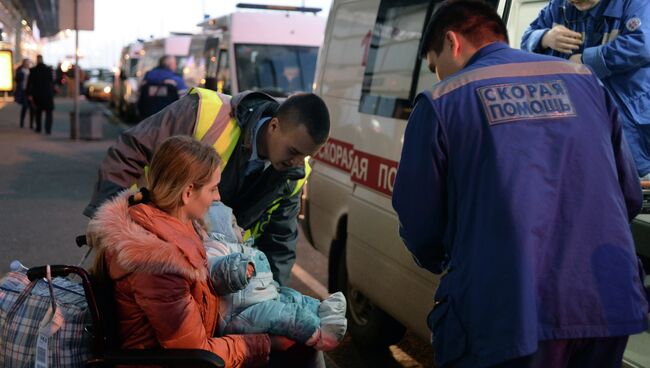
xmin=143 ymin=66 xmax=188 ymax=93
xmin=521 ymin=0 xmax=650 ymax=174
xmin=392 ymin=43 xmax=648 ymax=368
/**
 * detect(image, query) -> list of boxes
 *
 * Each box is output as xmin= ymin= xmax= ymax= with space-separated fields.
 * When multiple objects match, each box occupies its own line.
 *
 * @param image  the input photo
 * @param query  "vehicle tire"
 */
xmin=334 ymin=244 xmax=406 ymax=348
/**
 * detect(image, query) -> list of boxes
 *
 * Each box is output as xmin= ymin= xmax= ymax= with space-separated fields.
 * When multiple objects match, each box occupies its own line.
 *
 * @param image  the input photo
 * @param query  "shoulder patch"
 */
xmin=626 ymin=17 xmax=642 ymax=32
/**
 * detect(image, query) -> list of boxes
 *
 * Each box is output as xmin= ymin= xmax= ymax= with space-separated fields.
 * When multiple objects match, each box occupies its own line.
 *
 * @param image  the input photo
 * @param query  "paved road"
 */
xmin=0 ymin=98 xmax=123 ymax=273
xmin=0 ymin=97 xmax=435 ymax=367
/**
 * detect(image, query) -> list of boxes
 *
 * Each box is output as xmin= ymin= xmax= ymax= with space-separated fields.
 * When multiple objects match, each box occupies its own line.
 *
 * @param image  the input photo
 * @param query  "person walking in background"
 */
xmin=521 ymin=0 xmax=650 ymax=178
xmin=26 ymin=55 xmax=55 ymax=135
xmin=393 ymin=1 xmax=648 ymax=367
xmin=14 ymin=58 xmax=32 ymax=129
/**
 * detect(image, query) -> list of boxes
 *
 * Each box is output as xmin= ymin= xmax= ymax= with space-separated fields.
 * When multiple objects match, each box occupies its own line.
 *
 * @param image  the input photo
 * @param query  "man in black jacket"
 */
xmin=26 ymin=55 xmax=55 ymax=135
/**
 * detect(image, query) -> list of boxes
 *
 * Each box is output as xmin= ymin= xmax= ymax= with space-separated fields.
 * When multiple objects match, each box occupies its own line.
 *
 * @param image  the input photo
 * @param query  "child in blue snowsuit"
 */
xmin=204 ymin=202 xmax=347 ymax=351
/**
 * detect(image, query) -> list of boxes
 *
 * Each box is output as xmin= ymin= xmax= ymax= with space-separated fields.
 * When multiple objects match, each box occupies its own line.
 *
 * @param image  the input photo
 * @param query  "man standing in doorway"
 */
xmin=393 ymin=1 xmax=648 ymax=367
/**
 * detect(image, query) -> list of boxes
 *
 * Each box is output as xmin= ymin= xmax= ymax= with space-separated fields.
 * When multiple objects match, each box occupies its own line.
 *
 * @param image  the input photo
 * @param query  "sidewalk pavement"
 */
xmin=0 ymin=97 xmax=124 ymax=274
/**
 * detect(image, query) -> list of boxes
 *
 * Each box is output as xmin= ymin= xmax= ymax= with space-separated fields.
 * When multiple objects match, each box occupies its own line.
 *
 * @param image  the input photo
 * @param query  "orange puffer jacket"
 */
xmin=89 ymin=192 xmax=271 ymax=367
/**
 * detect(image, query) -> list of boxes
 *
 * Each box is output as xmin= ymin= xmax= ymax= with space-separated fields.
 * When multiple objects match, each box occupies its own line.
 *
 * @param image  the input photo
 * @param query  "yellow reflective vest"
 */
xmin=190 ymin=88 xmax=311 ymax=241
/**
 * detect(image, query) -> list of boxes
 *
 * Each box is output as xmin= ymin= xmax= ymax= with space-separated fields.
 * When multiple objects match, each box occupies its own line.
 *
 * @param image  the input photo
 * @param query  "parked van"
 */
xmin=194 ymin=4 xmax=326 ymax=97
xmin=303 ymin=0 xmax=650 ymax=365
xmin=119 ymin=5 xmax=326 ymax=122
xmin=114 ymin=35 xmax=192 ymax=121
xmin=112 ymin=42 xmax=142 ymax=121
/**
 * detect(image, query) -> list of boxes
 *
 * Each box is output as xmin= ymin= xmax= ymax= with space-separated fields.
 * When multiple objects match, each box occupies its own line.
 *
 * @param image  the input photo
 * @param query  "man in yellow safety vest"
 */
xmin=85 ymin=88 xmax=330 ymax=285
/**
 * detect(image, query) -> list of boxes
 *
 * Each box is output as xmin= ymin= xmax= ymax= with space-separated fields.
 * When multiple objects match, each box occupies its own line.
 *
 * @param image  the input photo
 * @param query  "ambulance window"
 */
xmin=204 ymin=38 xmax=221 ymax=92
xmin=505 ymin=0 xmax=548 ymax=49
xmin=412 ymin=0 xmax=502 ymax=103
xmin=320 ymin=1 xmax=377 ymax=100
xmin=415 ymin=59 xmax=438 ymax=94
xmin=217 ymin=50 xmax=231 ymax=94
xmin=359 ymin=0 xmax=434 ymax=120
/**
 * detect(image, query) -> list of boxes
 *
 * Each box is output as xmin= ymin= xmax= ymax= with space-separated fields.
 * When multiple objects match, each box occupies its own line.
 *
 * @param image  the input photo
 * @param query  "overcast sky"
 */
xmin=42 ymin=0 xmax=332 ymax=69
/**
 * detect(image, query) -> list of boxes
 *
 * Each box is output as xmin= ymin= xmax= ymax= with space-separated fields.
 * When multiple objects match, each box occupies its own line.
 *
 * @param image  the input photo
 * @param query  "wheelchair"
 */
xmin=25 ymin=235 xmax=224 ymax=367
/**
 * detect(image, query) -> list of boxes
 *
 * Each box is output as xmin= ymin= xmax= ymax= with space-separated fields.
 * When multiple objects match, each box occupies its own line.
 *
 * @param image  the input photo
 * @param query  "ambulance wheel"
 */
xmin=335 ymin=247 xmax=406 ymax=348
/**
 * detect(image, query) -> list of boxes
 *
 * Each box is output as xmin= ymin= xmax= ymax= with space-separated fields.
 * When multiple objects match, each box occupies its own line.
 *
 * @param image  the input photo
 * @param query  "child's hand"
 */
xmin=246 ymin=263 xmax=255 ymax=279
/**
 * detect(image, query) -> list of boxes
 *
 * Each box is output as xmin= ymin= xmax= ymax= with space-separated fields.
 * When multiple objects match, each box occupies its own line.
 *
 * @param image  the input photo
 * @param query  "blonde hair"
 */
xmin=147 ymin=136 xmax=221 ymax=213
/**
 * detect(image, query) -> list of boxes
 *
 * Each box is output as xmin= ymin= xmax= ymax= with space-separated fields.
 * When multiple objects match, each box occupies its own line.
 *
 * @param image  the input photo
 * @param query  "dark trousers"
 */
xmin=493 ymin=337 xmax=629 ymax=368
xmin=20 ymin=103 xmax=33 ymax=128
xmin=35 ymin=107 xmax=53 ymax=134
xmin=268 ymin=343 xmax=325 ymax=368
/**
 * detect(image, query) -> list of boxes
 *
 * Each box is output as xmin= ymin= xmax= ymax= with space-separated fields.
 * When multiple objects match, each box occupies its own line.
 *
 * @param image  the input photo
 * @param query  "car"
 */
xmin=84 ymin=68 xmax=114 ymax=102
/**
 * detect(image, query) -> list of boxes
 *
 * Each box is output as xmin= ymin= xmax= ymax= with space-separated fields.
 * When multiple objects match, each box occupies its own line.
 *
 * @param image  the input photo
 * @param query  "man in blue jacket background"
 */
xmin=138 ymin=55 xmax=188 ymax=118
xmin=521 ymin=0 xmax=650 ymax=177
xmin=393 ymin=1 xmax=648 ymax=367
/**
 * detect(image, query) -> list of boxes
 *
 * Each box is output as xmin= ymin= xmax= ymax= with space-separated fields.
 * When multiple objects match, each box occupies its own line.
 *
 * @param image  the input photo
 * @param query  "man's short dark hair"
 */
xmin=420 ymin=0 xmax=509 ymax=57
xmin=158 ymin=55 xmax=174 ymax=69
xmin=276 ymin=93 xmax=330 ymax=145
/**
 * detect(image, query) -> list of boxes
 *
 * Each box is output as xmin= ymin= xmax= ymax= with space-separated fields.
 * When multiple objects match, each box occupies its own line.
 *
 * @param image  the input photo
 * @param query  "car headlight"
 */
xmin=103 ymin=86 xmax=111 ymax=93
xmin=89 ymin=86 xmax=95 ymax=92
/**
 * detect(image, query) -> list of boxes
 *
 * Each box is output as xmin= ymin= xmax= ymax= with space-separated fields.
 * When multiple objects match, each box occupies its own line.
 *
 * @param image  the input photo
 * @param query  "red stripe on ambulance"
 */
xmin=314 ymin=138 xmax=355 ymax=173
xmin=314 ymin=138 xmax=398 ymax=196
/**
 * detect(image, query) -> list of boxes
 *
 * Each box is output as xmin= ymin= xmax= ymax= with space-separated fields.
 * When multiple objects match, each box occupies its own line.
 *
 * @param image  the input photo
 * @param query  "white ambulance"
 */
xmin=112 ymin=42 xmax=142 ymax=121
xmin=302 ymin=0 xmax=650 ymax=365
xmin=187 ymin=4 xmax=327 ymax=97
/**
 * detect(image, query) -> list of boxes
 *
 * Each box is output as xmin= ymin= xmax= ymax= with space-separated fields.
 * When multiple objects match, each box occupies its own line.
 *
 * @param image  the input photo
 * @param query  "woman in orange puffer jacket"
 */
xmin=88 ymin=136 xmax=277 ymax=367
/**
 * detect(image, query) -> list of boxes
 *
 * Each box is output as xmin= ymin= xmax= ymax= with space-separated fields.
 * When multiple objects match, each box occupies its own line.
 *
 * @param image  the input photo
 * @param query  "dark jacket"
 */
xmin=143 ymin=66 xmax=187 ymax=92
xmin=14 ymin=67 xmax=28 ymax=105
xmin=84 ymin=91 xmax=304 ymax=285
xmin=26 ymin=63 xmax=54 ymax=111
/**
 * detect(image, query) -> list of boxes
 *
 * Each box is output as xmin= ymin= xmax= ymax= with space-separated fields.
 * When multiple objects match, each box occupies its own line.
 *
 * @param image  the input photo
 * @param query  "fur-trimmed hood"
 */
xmin=88 ymin=191 xmax=208 ymax=282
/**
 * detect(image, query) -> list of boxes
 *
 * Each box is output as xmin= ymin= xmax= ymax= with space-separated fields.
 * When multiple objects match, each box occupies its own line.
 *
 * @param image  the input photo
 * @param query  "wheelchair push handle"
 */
xmin=27 ymin=265 xmax=88 ymax=282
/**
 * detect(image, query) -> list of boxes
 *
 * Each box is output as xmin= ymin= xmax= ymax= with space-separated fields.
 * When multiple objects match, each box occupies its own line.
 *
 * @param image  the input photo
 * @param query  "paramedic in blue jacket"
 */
xmin=392 ymin=1 xmax=649 ymax=367
xmin=521 ymin=0 xmax=650 ymax=177
xmin=142 ymin=55 xmax=188 ymax=95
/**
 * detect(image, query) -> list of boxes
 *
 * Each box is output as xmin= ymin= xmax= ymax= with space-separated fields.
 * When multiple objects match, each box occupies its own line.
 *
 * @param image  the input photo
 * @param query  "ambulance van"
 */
xmin=303 ymin=0 xmax=650 ymax=365
xmin=190 ymin=4 xmax=326 ymax=97
xmin=112 ymin=42 xmax=142 ymax=121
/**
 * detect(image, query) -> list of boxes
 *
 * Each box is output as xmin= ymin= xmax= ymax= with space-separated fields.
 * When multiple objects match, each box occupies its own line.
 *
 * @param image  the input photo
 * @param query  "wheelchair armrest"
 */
xmin=102 ymin=348 xmax=225 ymax=367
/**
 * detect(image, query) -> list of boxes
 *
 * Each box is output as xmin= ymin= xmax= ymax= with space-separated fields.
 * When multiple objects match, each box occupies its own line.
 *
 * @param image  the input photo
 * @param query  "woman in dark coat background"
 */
xmin=14 ymin=58 xmax=32 ymax=129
